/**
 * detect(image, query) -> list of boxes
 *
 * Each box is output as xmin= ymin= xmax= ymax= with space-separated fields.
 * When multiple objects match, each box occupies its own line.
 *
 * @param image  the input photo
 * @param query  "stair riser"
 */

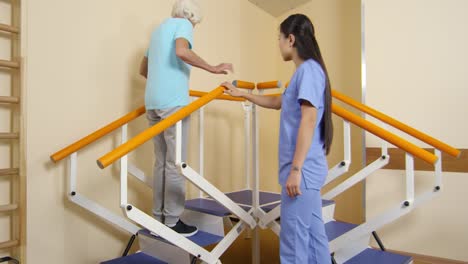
xmin=323 ymin=204 xmax=335 ymax=223
xmin=139 ymin=235 xmax=191 ymax=264
xmin=180 ymin=210 xmax=225 ymax=237
xmin=334 ymin=236 xmax=371 ymax=263
xmin=185 ymin=202 xmax=335 ymax=224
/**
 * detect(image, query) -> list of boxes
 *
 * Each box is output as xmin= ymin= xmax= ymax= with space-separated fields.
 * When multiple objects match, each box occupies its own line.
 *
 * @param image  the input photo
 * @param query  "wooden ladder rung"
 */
xmin=0 ymin=168 xmax=19 ymax=176
xmin=0 ymin=240 xmax=19 ymax=250
xmin=0 ymin=23 xmax=20 ymax=34
xmin=0 ymin=204 xmax=18 ymax=212
xmin=0 ymin=96 xmax=19 ymax=104
xmin=0 ymin=59 xmax=20 ymax=69
xmin=0 ymin=133 xmax=19 ymax=139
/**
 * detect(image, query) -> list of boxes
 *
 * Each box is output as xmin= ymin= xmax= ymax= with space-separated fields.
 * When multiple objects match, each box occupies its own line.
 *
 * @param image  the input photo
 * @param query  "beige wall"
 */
xmin=22 ymin=0 xmax=278 ymax=263
xmin=364 ymin=0 xmax=468 ymax=261
xmin=365 ymin=0 xmax=468 ymax=148
xmin=276 ymin=0 xmax=364 ymax=223
xmin=367 ymin=170 xmax=468 ymax=261
xmin=12 ymin=0 xmax=448 ymax=262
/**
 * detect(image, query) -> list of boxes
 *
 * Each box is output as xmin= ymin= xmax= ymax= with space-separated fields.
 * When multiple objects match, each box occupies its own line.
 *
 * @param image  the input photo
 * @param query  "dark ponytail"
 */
xmin=280 ymin=14 xmax=333 ymax=155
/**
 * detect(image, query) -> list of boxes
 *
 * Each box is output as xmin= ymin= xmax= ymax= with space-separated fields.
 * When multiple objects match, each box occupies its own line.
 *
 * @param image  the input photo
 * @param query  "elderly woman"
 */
xmin=140 ymin=0 xmax=233 ymax=236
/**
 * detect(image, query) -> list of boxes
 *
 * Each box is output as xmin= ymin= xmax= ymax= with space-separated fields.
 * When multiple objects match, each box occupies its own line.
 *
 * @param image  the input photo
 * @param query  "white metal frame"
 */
xmin=118 ymin=121 xmax=227 ymax=264
xmin=251 ymin=90 xmax=261 ymax=264
xmin=66 ymin=151 xmax=140 ymax=235
xmin=322 ymin=153 xmax=389 ymax=201
xmin=255 ymin=109 xmax=445 ymax=263
xmin=267 ymin=102 xmax=445 ymax=264
xmin=325 ymin=120 xmax=352 ymax=184
xmin=63 ymin=87 xmax=447 ymax=264
xmin=115 ymin=95 xmax=261 ymax=263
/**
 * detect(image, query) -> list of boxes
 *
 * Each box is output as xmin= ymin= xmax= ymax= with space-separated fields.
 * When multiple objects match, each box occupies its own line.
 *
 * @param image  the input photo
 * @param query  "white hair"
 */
xmin=172 ymin=0 xmax=203 ymax=25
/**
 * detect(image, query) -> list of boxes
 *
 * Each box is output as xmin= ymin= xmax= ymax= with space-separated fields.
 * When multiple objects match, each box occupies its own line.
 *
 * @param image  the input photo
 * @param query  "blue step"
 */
xmin=185 ymin=198 xmax=251 ymax=216
xmin=139 ymin=229 xmax=224 ymax=247
xmin=256 ymin=200 xmax=334 ymax=212
xmin=225 ymin=190 xmax=335 ymax=207
xmin=322 ymin=199 xmax=335 ymax=207
xmin=325 ymin=220 xmax=358 ymax=242
xmin=101 ymin=252 xmax=167 ymax=264
xmin=344 ymin=248 xmax=412 ymax=264
xmin=261 ymin=202 xmax=280 ymax=212
xmin=225 ymin=190 xmax=281 ymax=205
xmin=185 ymin=190 xmax=335 ymax=217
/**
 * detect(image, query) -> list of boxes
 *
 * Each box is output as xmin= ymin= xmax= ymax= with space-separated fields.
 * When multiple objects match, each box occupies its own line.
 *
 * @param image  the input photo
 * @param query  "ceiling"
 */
xmin=248 ymin=0 xmax=313 ymax=17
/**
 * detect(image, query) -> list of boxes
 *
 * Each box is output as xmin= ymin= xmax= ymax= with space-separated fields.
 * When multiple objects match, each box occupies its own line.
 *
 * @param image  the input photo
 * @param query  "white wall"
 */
xmin=364 ymin=0 xmax=468 ymax=261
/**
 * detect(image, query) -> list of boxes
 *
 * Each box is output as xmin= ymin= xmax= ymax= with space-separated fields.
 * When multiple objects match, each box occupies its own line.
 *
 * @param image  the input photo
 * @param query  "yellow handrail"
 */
xmin=50 ymin=106 xmax=146 ymax=162
xmin=52 ymin=81 xmax=447 ymax=168
xmin=97 ymin=87 xmax=226 ymax=169
xmin=257 ymin=80 xmax=282 ymax=90
xmin=50 ymin=88 xmax=246 ymax=163
xmin=232 ymin=80 xmax=255 ymax=90
xmin=333 ymin=104 xmax=438 ymax=164
xmin=254 ymin=92 xmax=438 ymax=164
xmin=332 ymin=90 xmax=460 ymax=158
xmin=190 ymin=90 xmax=245 ymax=101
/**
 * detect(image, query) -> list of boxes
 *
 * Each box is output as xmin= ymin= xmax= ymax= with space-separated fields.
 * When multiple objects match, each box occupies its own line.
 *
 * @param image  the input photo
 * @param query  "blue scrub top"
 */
xmin=279 ymin=59 xmax=328 ymax=190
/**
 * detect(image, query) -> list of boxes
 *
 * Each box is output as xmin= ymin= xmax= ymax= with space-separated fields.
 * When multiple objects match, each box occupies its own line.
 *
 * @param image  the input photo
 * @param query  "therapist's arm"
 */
xmin=222 ymin=82 xmax=282 ymax=110
xmin=140 ymin=56 xmax=148 ymax=79
xmin=175 ymin=38 xmax=233 ymax=75
xmin=285 ymin=101 xmax=318 ymax=197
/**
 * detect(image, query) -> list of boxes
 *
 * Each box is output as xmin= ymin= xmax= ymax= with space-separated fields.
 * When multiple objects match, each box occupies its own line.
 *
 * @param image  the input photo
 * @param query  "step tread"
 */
xmin=225 ymin=190 xmax=280 ymax=205
xmin=322 ymin=199 xmax=335 ymax=207
xmin=260 ymin=202 xmax=280 ymax=212
xmin=325 ymin=220 xmax=358 ymax=242
xmin=225 ymin=190 xmax=335 ymax=207
xmin=101 ymin=252 xmax=167 ymax=264
xmin=185 ymin=198 xmax=251 ymax=216
xmin=186 ymin=190 xmax=335 ymax=216
xmin=344 ymin=248 xmax=413 ymax=264
xmin=139 ymin=229 xmax=224 ymax=247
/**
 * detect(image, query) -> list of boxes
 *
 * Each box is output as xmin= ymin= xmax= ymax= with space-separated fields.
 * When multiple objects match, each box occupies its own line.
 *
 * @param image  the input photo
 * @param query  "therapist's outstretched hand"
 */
xmin=211 ymin=63 xmax=234 ymax=75
xmin=285 ymin=171 xmax=302 ymax=198
xmin=222 ymin=82 xmax=244 ymax=97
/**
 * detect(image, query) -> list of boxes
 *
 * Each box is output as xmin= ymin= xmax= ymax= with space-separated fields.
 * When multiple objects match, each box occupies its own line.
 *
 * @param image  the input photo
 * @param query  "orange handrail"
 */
xmin=257 ymin=81 xmax=282 ymax=90
xmin=232 ymin=80 xmax=255 ymax=90
xmin=332 ymin=90 xmax=460 ymax=158
xmin=50 ymin=89 xmax=242 ymax=163
xmin=190 ymin=90 xmax=245 ymax=102
xmin=333 ymin=104 xmax=438 ymax=164
xmin=97 ymin=86 xmax=226 ymax=169
xmin=255 ymin=91 xmax=438 ymax=164
xmin=50 ymin=106 xmax=146 ymax=162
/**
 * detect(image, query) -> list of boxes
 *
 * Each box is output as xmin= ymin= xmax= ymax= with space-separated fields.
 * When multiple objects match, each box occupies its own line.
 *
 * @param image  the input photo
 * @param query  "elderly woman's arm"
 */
xmin=175 ymin=38 xmax=233 ymax=75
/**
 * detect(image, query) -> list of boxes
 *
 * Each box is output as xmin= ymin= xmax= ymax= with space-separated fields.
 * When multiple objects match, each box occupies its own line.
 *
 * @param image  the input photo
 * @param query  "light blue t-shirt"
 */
xmin=279 ymin=59 xmax=328 ymax=190
xmin=145 ymin=18 xmax=194 ymax=110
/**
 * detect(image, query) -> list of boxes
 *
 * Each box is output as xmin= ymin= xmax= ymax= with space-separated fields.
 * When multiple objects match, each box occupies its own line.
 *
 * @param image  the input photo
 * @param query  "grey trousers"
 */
xmin=147 ymin=107 xmax=189 ymax=226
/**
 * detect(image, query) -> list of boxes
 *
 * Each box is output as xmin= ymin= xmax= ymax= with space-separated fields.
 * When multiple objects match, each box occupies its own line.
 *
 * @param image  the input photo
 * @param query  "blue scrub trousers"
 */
xmin=280 ymin=186 xmax=331 ymax=264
